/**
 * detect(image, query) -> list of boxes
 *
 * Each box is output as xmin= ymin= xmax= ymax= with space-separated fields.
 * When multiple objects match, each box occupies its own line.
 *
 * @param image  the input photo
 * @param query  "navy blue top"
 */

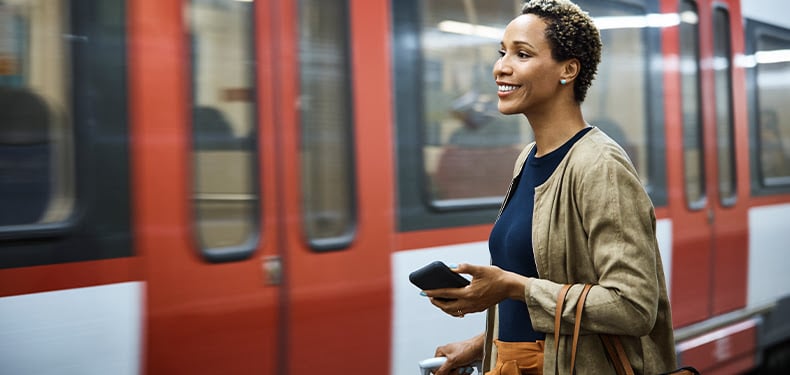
xmin=488 ymin=127 xmax=592 ymax=342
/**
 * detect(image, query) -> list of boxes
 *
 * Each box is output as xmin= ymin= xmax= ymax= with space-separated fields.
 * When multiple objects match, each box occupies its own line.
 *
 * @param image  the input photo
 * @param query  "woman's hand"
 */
xmin=423 ymin=263 xmax=532 ymax=316
xmin=432 ymin=333 xmax=484 ymax=375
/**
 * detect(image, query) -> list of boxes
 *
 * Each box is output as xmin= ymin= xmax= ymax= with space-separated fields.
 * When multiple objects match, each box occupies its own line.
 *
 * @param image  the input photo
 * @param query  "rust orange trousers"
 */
xmin=485 ymin=339 xmax=544 ymax=375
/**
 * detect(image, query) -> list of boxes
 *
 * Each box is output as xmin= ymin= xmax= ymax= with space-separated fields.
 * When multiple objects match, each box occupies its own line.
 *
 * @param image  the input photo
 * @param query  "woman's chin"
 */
xmin=497 ymin=104 xmax=521 ymax=116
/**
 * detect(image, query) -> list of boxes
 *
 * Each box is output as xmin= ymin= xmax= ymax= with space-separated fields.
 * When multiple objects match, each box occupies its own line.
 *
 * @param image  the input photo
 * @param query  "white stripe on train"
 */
xmin=0 ymin=282 xmax=142 ymax=375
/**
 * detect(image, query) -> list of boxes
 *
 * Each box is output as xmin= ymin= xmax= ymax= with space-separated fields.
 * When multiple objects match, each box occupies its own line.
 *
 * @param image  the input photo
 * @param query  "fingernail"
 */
xmin=420 ymin=291 xmax=427 ymax=297
xmin=448 ymin=263 xmax=458 ymax=269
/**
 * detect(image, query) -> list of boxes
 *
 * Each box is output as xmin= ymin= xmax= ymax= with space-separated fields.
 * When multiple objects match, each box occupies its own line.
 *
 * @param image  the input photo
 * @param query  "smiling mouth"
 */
xmin=497 ymin=84 xmax=520 ymax=93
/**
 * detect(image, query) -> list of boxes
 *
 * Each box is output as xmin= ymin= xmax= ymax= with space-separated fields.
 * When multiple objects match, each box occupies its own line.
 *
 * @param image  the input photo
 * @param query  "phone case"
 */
xmin=409 ymin=261 xmax=470 ymax=290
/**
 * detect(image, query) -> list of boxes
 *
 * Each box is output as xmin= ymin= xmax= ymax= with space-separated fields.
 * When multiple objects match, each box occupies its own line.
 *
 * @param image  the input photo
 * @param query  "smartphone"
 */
xmin=409 ymin=261 xmax=470 ymax=291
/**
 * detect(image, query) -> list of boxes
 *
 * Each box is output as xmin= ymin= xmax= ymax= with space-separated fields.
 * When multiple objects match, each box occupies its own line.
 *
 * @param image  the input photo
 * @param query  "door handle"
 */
xmin=262 ymin=256 xmax=282 ymax=286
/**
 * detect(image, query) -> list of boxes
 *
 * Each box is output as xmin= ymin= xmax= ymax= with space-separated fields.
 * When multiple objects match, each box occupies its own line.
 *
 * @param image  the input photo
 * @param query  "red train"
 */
xmin=1 ymin=0 xmax=789 ymax=374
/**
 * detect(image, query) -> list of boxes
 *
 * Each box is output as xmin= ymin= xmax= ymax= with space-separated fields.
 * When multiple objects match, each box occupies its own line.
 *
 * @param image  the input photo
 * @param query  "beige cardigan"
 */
xmin=482 ymin=127 xmax=677 ymax=374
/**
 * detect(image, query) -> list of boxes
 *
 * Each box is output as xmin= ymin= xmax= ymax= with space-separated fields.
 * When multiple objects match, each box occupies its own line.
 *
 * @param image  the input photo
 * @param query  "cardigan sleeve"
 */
xmin=524 ymin=146 xmax=661 ymax=337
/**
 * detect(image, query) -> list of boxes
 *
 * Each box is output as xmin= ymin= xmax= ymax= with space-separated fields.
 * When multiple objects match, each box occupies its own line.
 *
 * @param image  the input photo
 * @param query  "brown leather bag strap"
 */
xmin=600 ymin=336 xmax=628 ymax=375
xmin=557 ymin=284 xmax=640 ymax=375
xmin=610 ymin=336 xmax=634 ymax=375
xmin=553 ymin=284 xmax=592 ymax=374
xmin=553 ymin=284 xmax=572 ymax=375
xmin=570 ymin=284 xmax=593 ymax=373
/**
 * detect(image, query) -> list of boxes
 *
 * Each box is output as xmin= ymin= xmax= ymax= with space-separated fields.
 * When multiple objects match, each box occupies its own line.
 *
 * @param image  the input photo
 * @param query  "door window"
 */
xmin=679 ymin=0 xmax=705 ymax=209
xmin=712 ymin=7 xmax=736 ymax=205
xmin=298 ymin=0 xmax=356 ymax=251
xmin=188 ymin=0 xmax=259 ymax=260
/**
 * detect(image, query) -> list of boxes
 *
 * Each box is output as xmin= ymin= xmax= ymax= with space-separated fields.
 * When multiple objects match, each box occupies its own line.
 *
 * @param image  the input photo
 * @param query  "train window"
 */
xmin=712 ymin=7 xmax=737 ymax=206
xmin=188 ymin=0 xmax=259 ymax=261
xmin=1 ymin=1 xmax=132 ymax=268
xmin=0 ymin=2 xmax=75 ymax=228
xmin=393 ymin=0 xmax=529 ymax=231
xmin=393 ymin=0 xmax=666 ymax=231
xmin=679 ymin=0 xmax=705 ymax=209
xmin=414 ymin=0 xmax=530 ymax=209
xmin=298 ymin=0 xmax=356 ymax=250
xmin=753 ymin=33 xmax=790 ymax=186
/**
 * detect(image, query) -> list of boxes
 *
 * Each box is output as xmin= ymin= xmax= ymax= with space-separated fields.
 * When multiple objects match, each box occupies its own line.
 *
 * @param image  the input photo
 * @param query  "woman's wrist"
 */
xmin=470 ymin=333 xmax=485 ymax=358
xmin=504 ymin=271 xmax=532 ymax=302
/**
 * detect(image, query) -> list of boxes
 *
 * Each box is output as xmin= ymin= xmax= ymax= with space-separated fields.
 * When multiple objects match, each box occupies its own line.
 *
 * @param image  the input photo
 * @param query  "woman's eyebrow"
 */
xmin=512 ymin=40 xmax=536 ymax=49
xmin=501 ymin=40 xmax=537 ymax=50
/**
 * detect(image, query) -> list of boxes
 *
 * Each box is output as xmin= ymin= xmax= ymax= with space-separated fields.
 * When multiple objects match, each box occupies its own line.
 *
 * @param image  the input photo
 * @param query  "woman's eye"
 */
xmin=518 ymin=52 xmax=529 ymax=58
xmin=497 ymin=49 xmax=505 ymax=57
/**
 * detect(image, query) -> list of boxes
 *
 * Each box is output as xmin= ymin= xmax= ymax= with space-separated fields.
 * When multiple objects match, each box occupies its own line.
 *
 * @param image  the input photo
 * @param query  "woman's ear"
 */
xmin=561 ymin=58 xmax=581 ymax=83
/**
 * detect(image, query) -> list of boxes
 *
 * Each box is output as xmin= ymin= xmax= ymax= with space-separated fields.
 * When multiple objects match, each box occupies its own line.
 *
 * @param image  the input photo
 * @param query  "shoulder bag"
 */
xmin=554 ymin=284 xmax=700 ymax=375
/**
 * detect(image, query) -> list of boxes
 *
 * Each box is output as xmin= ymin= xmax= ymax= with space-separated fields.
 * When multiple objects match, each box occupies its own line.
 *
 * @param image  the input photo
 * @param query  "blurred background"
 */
xmin=0 ymin=0 xmax=789 ymax=374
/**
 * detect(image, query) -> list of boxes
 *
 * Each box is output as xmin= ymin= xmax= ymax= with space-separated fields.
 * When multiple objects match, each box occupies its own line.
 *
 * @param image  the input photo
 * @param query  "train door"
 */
xmin=705 ymin=0 xmax=750 ymax=318
xmin=270 ymin=1 xmax=394 ymax=373
xmin=131 ymin=2 xmax=278 ymax=373
xmin=670 ymin=0 xmax=749 ymax=326
xmin=133 ymin=1 xmax=395 ymax=374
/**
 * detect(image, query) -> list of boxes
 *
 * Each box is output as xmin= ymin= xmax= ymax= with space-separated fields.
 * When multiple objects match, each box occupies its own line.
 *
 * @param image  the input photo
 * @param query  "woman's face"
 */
xmin=493 ymin=14 xmax=566 ymax=115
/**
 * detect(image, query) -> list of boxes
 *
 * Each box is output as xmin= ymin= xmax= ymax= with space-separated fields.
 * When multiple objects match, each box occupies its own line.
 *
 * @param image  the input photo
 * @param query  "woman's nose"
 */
xmin=493 ymin=57 xmax=511 ymax=78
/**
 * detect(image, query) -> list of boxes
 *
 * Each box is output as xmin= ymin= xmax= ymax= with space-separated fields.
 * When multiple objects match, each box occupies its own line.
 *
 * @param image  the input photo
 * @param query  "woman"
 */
xmin=422 ymin=1 xmax=677 ymax=374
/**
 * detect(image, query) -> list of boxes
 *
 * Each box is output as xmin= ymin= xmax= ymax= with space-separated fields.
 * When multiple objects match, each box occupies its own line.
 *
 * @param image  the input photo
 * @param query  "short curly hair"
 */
xmin=521 ymin=0 xmax=602 ymax=102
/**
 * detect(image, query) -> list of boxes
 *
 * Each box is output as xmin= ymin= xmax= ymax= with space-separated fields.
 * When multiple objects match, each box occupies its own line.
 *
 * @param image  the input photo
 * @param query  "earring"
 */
xmin=560 ymin=79 xmax=568 ymax=85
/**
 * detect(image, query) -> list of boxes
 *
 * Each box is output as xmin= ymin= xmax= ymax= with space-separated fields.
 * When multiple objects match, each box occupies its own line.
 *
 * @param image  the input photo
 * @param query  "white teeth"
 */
xmin=498 ymin=85 xmax=518 ymax=92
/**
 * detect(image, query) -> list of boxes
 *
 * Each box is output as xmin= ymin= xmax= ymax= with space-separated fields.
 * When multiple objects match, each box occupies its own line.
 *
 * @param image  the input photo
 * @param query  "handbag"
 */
xmin=553 ymin=284 xmax=701 ymax=375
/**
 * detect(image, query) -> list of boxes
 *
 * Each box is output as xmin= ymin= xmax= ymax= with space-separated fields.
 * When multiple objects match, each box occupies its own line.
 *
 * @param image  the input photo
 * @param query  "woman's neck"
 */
xmin=526 ymin=105 xmax=587 ymax=157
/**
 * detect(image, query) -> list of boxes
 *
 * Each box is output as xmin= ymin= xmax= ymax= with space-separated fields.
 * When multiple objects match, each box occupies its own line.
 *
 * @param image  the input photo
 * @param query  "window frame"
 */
xmin=392 ymin=0 xmax=505 ymax=232
xmin=0 ymin=0 xmax=133 ymax=268
xmin=746 ymin=19 xmax=790 ymax=196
